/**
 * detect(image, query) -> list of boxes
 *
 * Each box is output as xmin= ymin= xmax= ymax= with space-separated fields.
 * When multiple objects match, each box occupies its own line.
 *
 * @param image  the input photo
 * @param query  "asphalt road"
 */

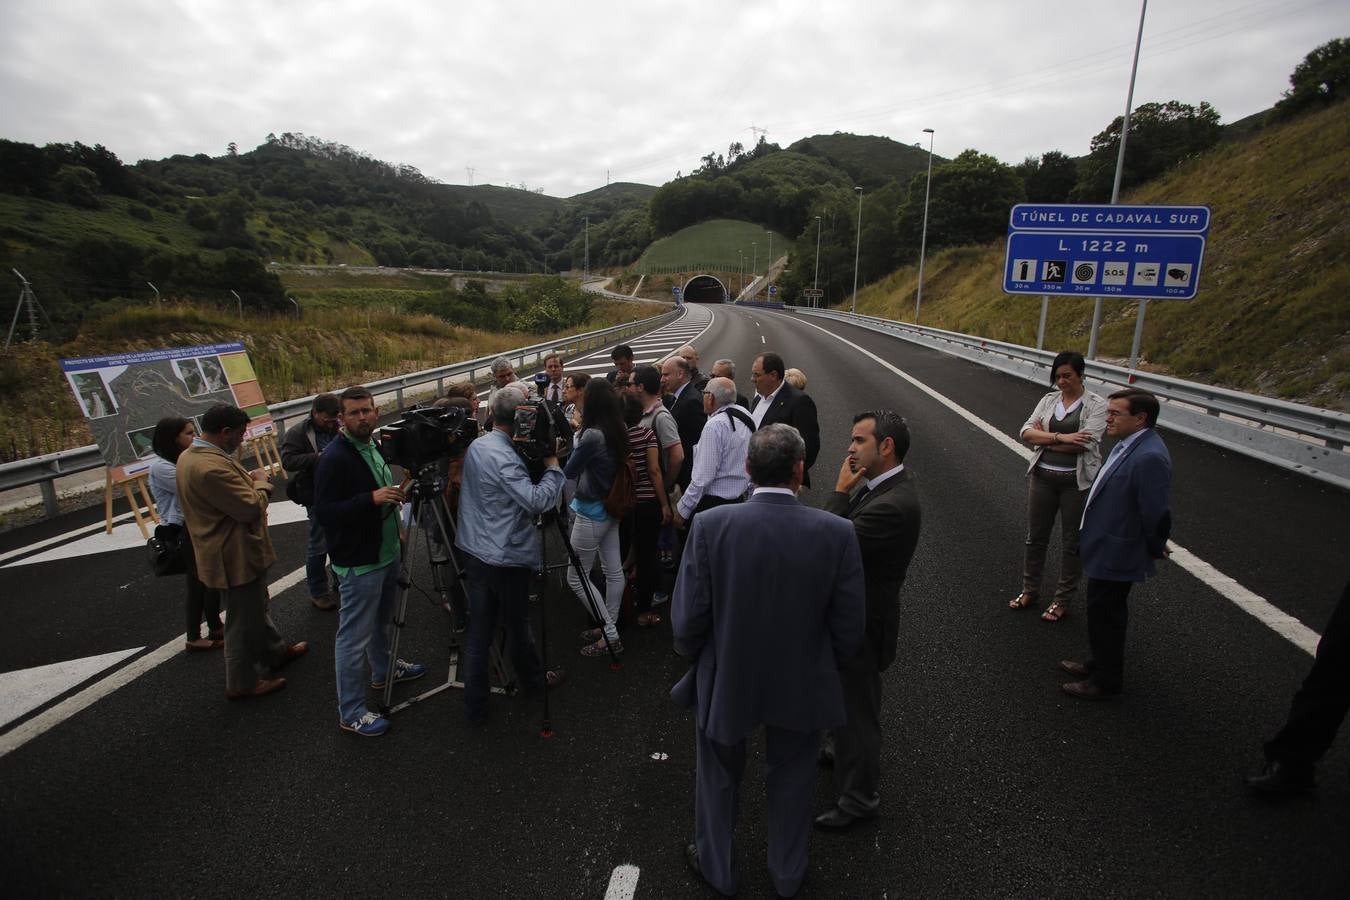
xmin=1 ymin=302 xmax=1347 ymax=898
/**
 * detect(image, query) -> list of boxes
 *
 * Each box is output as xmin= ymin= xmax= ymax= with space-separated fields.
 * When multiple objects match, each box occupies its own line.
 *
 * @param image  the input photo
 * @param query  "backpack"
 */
xmin=603 ymin=456 xmax=638 ymax=520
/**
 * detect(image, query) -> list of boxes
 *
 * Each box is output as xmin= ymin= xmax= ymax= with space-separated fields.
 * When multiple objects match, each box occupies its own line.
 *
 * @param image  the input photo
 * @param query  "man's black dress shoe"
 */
xmin=1061 ymin=680 xmax=1119 ymax=700
xmin=1244 ymin=760 xmax=1315 ymax=798
xmin=684 ymin=842 xmax=735 ymax=895
xmin=813 ymin=806 xmax=875 ymax=831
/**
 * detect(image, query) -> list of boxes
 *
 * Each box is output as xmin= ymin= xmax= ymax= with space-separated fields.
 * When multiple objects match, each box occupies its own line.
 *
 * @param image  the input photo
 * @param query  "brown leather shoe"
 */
xmin=184 ymin=638 xmax=216 ymax=652
xmin=226 ymin=677 xmax=287 ymax=700
xmin=1058 ymin=659 xmax=1091 ymax=677
xmin=278 ymin=642 xmax=308 ymax=667
xmin=1061 ymin=680 xmax=1119 ymax=700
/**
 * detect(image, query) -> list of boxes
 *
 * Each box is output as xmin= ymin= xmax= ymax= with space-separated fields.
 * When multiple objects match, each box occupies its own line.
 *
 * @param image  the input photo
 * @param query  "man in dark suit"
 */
xmin=672 ymin=424 xmax=865 ymax=898
xmin=661 ymin=355 xmax=707 ymax=490
xmin=1061 ymin=388 xmax=1172 ymax=700
xmin=749 ymin=352 xmax=820 ymax=487
xmin=816 ymin=410 xmax=922 ymax=830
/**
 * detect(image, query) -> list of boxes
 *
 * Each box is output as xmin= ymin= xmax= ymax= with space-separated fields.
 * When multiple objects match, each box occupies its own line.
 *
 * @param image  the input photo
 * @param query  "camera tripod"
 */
xmin=378 ymin=462 xmax=514 ymax=716
xmin=533 ymin=500 xmax=623 ymax=736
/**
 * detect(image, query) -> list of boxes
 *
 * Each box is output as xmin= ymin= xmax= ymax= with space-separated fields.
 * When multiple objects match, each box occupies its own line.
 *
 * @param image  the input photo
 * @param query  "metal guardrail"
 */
xmin=796 ymin=308 xmax=1350 ymax=491
xmin=0 ymin=309 xmax=680 ymax=517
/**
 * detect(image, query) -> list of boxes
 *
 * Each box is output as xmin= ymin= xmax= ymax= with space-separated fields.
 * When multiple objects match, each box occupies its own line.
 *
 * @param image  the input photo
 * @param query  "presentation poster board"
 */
xmin=60 ymin=342 xmax=274 ymax=482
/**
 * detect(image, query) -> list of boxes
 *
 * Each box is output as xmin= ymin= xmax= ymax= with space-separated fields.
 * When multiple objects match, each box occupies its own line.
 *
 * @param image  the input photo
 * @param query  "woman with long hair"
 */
xmin=562 ymin=378 xmax=631 ymax=656
xmin=148 ymin=416 xmax=223 ymax=651
xmin=1009 ymin=351 xmax=1108 ymax=622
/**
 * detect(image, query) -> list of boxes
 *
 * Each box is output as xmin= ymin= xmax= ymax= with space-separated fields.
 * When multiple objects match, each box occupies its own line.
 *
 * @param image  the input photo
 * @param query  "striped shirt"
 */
xmin=677 ymin=404 xmax=753 ymax=519
xmin=627 ymin=424 xmax=660 ymax=504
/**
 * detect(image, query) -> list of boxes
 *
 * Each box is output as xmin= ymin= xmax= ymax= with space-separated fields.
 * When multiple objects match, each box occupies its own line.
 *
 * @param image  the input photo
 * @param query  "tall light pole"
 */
xmin=738 ymin=249 xmax=744 ymax=295
xmin=752 ymin=242 xmax=757 ymax=275
xmin=851 ymin=186 xmax=863 ymax=315
xmin=583 ymin=217 xmax=590 ymax=278
xmin=812 ymin=215 xmax=822 ymax=308
xmin=1089 ymin=0 xmax=1148 ymax=362
xmin=915 ymin=128 xmax=936 ymax=326
xmin=766 ymin=231 xmax=773 ymax=271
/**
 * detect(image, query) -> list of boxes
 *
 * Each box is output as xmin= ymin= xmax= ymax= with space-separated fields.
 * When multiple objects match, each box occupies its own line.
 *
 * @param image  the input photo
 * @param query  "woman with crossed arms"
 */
xmin=1009 ymin=350 xmax=1107 ymax=622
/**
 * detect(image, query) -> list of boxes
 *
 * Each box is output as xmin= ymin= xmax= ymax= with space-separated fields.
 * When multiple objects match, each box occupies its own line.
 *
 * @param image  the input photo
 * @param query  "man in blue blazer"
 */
xmin=1061 ymin=388 xmax=1172 ymax=700
xmin=672 ymin=424 xmax=865 ymax=898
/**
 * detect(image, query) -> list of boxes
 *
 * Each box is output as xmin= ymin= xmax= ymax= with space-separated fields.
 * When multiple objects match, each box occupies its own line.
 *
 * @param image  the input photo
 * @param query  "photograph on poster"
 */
xmin=70 ymin=372 xmax=117 ymax=418
xmin=200 ymin=356 xmax=229 ymax=392
xmin=125 ymin=425 xmax=157 ymax=459
xmin=174 ymin=359 xmax=208 ymax=396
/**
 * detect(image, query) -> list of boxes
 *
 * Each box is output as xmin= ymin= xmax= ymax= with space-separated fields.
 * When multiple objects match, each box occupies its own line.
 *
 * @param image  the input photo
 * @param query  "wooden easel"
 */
xmin=106 ymin=470 xmax=160 ymax=539
xmin=245 ymin=433 xmax=285 ymax=477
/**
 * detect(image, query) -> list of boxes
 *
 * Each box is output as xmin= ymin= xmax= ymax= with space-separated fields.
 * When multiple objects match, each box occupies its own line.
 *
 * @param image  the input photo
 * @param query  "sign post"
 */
xmin=1003 ymin=203 xmax=1209 ymax=365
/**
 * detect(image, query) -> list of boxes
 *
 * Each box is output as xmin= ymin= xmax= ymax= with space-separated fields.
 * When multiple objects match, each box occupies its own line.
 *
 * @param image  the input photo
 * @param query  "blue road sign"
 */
xmin=672 ymin=286 xmax=681 ymax=295
xmin=1004 ymin=204 xmax=1210 ymax=301
xmin=768 ymin=285 xmax=778 ymax=295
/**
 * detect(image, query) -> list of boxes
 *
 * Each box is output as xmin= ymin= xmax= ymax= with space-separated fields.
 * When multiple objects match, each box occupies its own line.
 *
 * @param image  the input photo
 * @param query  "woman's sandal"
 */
xmin=1041 ymin=602 xmax=1068 ymax=622
xmin=637 ymin=611 xmax=663 ymax=627
xmin=1009 ymin=593 xmax=1036 ymax=610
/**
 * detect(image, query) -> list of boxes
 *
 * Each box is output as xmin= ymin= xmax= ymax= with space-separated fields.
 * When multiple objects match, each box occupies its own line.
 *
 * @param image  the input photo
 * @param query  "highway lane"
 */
xmin=1 ymin=301 xmax=1347 ymax=897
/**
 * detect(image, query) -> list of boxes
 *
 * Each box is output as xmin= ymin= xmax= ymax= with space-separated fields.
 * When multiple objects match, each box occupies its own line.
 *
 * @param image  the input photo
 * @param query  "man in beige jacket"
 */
xmin=177 ymin=404 xmax=306 ymax=699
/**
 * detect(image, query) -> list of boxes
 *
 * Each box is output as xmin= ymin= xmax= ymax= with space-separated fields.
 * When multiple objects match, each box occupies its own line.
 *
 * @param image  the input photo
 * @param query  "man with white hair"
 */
xmin=486 ymin=356 xmax=522 ymax=407
xmin=673 ymin=377 xmax=753 ymax=531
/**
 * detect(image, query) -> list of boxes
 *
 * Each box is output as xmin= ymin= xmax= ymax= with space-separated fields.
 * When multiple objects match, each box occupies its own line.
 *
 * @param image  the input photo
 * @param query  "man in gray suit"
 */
xmin=672 ymin=424 xmax=865 ymax=898
xmin=816 ymin=411 xmax=922 ymax=830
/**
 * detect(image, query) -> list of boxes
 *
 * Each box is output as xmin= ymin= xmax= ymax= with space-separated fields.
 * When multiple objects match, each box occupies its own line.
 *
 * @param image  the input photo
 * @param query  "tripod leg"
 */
xmin=381 ymin=497 xmax=419 ymax=712
xmin=552 ymin=514 xmax=623 ymax=666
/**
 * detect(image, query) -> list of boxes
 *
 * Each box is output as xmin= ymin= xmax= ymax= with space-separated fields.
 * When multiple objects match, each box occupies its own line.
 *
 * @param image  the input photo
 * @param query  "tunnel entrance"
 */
xmin=680 ymin=274 xmax=728 ymax=303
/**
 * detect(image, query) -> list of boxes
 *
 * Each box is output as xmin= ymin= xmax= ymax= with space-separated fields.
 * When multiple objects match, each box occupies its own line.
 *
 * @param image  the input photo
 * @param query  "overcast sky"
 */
xmin=2 ymin=1 xmax=1346 ymax=197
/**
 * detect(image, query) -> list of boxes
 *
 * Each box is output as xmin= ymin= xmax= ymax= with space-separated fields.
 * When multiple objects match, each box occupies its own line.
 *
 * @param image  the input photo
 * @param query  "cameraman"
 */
xmin=455 ymin=386 xmax=568 ymax=725
xmin=315 ymin=386 xmax=427 ymax=738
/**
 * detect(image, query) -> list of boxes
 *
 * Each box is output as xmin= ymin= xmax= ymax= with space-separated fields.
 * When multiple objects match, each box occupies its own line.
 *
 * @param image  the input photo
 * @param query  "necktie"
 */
xmin=550 ymin=384 xmax=559 ymax=403
xmin=846 ymin=485 xmax=871 ymax=516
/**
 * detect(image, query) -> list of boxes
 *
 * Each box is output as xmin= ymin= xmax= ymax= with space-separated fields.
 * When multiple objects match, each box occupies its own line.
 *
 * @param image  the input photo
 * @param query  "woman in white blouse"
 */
xmin=1009 ymin=351 xmax=1107 ymax=622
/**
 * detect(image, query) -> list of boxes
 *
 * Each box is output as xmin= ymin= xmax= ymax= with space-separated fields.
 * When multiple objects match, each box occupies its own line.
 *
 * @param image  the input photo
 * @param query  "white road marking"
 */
xmin=0 ymin=511 xmax=136 ymax=565
xmin=0 ymin=563 xmax=307 ymax=759
xmin=789 ymin=314 xmax=1321 ymax=656
xmin=0 ymin=648 xmax=142 ymax=729
xmin=604 ymin=865 xmax=640 ymax=900
xmin=3 ymin=501 xmax=311 ymax=569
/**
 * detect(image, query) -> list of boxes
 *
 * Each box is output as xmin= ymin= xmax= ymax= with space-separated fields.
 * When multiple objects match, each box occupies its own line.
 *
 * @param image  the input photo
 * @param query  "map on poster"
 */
xmin=60 ymin=342 xmax=273 ymax=482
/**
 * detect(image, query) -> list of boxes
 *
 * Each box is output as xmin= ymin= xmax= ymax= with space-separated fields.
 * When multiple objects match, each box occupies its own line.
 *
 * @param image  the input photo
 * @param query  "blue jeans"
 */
xmin=305 ymin=508 xmax=331 ymax=599
xmin=462 ymin=554 xmax=544 ymax=723
xmin=334 ymin=562 xmax=399 ymax=722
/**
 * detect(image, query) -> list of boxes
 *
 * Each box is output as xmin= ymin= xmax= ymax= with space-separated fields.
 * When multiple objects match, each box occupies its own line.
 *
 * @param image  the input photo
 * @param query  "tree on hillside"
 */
xmin=1272 ymin=37 xmax=1350 ymax=121
xmin=1014 ymin=151 xmax=1077 ymax=203
xmin=896 ymin=150 xmax=1025 ymax=256
xmin=1071 ymin=100 xmax=1222 ymax=201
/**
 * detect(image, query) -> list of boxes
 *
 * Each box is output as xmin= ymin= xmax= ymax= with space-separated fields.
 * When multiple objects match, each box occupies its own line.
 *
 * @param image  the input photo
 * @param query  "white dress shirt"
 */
xmin=751 ymin=383 xmax=783 ymax=428
xmin=678 ymin=404 xmax=753 ymax=518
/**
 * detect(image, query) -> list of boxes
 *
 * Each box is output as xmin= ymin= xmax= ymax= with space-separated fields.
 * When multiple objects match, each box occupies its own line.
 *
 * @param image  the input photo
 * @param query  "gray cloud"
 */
xmin=1 ymin=0 xmax=1345 ymax=196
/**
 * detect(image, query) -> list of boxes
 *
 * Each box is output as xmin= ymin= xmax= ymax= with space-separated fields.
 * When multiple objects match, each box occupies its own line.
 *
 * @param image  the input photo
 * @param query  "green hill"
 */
xmin=637 ymin=219 xmax=795 ymax=272
xmin=788 ymin=133 xmax=942 ymax=191
xmin=848 ymin=100 xmax=1350 ymax=410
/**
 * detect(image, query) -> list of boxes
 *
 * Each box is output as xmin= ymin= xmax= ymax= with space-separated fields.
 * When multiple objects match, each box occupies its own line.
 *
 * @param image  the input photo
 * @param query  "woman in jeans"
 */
xmin=563 ymin=379 xmax=630 ymax=656
xmin=1009 ymin=351 xmax=1108 ymax=621
xmin=148 ymin=416 xmax=223 ymax=651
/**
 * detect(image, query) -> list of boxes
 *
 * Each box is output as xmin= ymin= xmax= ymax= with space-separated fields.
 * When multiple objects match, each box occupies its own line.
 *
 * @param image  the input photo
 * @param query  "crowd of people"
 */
xmin=143 ymin=341 xmax=1348 ymax=897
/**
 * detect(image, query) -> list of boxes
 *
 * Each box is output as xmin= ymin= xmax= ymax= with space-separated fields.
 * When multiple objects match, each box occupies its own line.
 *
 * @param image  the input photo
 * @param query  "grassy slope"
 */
xmin=788 ymin=132 xmax=941 ymax=189
xmin=851 ymin=100 xmax=1350 ymax=410
xmin=0 ymin=291 xmax=665 ymax=460
xmin=638 ymin=219 xmax=796 ymax=270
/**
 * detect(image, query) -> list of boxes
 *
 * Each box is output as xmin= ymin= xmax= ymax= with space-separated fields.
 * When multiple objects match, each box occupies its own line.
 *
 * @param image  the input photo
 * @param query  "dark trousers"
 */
xmin=183 ymin=533 xmax=222 ymax=639
xmin=1265 ymin=580 xmax=1350 ymax=769
xmin=688 ymin=493 xmax=743 ymax=530
xmin=462 ymin=554 xmax=544 ymax=723
xmin=832 ymin=640 xmax=883 ymax=816
xmin=221 ymin=576 xmax=286 ymax=692
xmin=620 ymin=501 xmax=662 ymax=612
xmin=1022 ymin=469 xmax=1086 ymax=606
xmin=694 ymin=723 xmax=819 ymax=898
xmin=1085 ymin=577 xmax=1132 ymax=693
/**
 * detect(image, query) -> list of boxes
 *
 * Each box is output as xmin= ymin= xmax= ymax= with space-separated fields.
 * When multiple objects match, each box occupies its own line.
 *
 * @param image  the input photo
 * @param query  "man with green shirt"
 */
xmin=315 ymin=385 xmax=427 ymax=737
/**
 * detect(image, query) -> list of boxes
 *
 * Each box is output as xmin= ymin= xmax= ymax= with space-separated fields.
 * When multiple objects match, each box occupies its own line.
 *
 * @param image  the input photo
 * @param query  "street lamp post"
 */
xmin=915 ymin=128 xmax=935 ymax=325
xmin=812 ymin=215 xmax=822 ymax=309
xmin=752 ymin=242 xmax=757 ymax=276
xmin=851 ymin=186 xmax=863 ymax=315
xmin=583 ymin=217 xmax=590 ymax=278
xmin=766 ymin=232 xmax=773 ymax=272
